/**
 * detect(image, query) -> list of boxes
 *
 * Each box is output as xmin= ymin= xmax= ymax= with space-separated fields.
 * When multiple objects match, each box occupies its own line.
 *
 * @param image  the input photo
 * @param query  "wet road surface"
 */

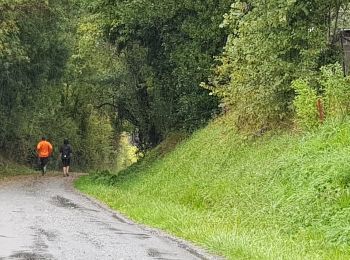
xmin=0 ymin=174 xmax=219 ymax=260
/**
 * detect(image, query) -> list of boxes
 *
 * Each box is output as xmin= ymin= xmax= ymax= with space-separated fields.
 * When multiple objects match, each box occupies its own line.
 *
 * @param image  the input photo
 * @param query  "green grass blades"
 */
xmin=75 ymin=117 xmax=350 ymax=259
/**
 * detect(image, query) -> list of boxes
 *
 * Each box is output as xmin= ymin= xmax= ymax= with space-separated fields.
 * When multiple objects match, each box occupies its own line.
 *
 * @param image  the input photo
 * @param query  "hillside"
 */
xmin=76 ymin=116 xmax=350 ymax=259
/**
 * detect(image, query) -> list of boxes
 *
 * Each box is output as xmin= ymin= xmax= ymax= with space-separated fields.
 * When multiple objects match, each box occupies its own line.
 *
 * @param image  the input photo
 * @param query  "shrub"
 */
xmin=292 ymin=79 xmax=320 ymax=130
xmin=292 ymin=63 xmax=350 ymax=131
xmin=321 ymin=63 xmax=350 ymax=119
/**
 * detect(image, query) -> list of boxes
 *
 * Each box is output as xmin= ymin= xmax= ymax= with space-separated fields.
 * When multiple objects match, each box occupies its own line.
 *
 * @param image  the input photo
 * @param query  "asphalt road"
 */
xmin=0 ymin=174 xmax=219 ymax=260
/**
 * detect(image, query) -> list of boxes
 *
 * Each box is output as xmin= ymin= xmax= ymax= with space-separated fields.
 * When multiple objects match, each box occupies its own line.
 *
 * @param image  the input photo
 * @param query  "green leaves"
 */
xmin=0 ymin=0 xmax=118 ymax=169
xmin=207 ymin=0 xmax=348 ymax=132
xmin=321 ymin=63 xmax=350 ymax=119
xmin=91 ymin=0 xmax=231 ymax=146
xmin=292 ymin=79 xmax=319 ymax=130
xmin=292 ymin=63 xmax=350 ymax=131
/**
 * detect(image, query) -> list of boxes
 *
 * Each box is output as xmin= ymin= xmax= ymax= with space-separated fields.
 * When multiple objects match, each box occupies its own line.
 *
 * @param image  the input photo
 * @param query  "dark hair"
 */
xmin=41 ymin=136 xmax=47 ymax=141
xmin=64 ymin=138 xmax=69 ymax=145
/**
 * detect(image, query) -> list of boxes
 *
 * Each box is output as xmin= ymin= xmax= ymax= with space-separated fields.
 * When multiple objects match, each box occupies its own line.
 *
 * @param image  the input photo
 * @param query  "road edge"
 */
xmin=69 ymin=174 xmax=225 ymax=260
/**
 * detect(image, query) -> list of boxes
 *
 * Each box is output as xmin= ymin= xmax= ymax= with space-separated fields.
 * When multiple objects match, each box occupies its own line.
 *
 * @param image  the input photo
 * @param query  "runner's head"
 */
xmin=64 ymin=138 xmax=69 ymax=145
xmin=41 ymin=136 xmax=47 ymax=141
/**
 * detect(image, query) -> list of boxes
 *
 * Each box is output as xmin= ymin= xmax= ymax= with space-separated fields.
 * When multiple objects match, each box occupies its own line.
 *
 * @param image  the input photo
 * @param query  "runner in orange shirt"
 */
xmin=37 ymin=136 xmax=53 ymax=176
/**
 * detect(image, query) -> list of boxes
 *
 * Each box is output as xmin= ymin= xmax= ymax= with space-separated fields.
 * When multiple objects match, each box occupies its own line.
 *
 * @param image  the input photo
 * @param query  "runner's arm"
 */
xmin=49 ymin=143 xmax=53 ymax=157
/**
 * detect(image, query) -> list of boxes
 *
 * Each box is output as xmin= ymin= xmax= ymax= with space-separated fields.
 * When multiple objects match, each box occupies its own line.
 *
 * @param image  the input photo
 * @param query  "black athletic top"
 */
xmin=60 ymin=144 xmax=72 ymax=159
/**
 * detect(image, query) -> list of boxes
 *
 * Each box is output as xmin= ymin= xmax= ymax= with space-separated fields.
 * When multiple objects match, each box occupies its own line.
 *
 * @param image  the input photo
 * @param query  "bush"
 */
xmin=321 ymin=63 xmax=350 ymax=119
xmin=292 ymin=79 xmax=320 ymax=130
xmin=292 ymin=63 xmax=350 ymax=131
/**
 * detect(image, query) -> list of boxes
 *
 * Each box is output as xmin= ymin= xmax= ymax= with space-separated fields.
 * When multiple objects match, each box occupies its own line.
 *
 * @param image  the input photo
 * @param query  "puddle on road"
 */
xmin=50 ymin=196 xmax=99 ymax=213
xmin=147 ymin=248 xmax=162 ymax=257
xmin=11 ymin=209 xmax=24 ymax=213
xmin=147 ymin=248 xmax=182 ymax=260
xmin=7 ymin=252 xmax=54 ymax=260
xmin=107 ymin=228 xmax=151 ymax=240
xmin=37 ymin=229 xmax=57 ymax=242
xmin=51 ymin=196 xmax=79 ymax=209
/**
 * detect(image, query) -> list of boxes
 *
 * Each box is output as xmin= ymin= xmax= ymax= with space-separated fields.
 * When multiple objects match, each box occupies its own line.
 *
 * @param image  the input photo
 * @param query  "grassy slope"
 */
xmin=76 ymin=116 xmax=350 ymax=259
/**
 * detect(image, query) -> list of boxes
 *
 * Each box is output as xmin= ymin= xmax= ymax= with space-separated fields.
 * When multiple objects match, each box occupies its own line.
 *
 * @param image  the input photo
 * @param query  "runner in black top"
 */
xmin=59 ymin=139 xmax=72 ymax=177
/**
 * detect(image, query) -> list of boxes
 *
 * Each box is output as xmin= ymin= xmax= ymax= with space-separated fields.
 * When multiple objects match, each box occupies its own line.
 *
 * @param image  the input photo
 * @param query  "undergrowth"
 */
xmin=0 ymin=156 xmax=34 ymax=179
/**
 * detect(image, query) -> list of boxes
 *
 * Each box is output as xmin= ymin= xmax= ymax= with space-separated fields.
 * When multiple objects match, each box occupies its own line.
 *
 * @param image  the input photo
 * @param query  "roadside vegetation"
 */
xmin=0 ymin=157 xmax=34 ymax=179
xmin=76 ymin=115 xmax=350 ymax=259
xmin=3 ymin=0 xmax=350 ymax=258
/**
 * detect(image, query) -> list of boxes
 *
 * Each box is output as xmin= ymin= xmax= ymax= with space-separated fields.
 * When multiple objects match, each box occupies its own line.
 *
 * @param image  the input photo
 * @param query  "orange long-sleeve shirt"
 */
xmin=37 ymin=140 xmax=53 ymax=158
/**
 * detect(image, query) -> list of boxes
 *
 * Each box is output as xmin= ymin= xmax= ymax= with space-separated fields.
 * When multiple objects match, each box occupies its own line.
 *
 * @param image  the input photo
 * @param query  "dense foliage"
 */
xmin=85 ymin=0 xmax=232 ymax=147
xmin=2 ymin=0 xmax=350 ymax=169
xmin=292 ymin=63 xmax=350 ymax=130
xmin=0 ymin=0 xmax=116 ymax=169
xmin=0 ymin=0 xmax=67 ymax=159
xmin=207 ymin=0 xmax=350 ymax=131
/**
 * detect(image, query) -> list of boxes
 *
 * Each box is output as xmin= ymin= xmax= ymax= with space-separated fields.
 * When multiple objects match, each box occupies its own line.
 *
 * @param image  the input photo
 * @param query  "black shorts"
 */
xmin=62 ymin=158 xmax=71 ymax=167
xmin=39 ymin=157 xmax=49 ymax=167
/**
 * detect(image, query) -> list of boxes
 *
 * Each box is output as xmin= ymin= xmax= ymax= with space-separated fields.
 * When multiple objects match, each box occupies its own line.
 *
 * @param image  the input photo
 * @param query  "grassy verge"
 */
xmin=75 ymin=116 xmax=350 ymax=259
xmin=0 ymin=157 xmax=35 ymax=179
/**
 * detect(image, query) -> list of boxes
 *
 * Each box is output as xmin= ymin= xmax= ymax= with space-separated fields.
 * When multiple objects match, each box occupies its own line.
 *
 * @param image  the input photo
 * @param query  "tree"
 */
xmin=206 ymin=0 xmax=349 ymax=131
xmin=0 ymin=0 xmax=118 ymax=169
xmin=90 ymin=0 xmax=232 ymax=148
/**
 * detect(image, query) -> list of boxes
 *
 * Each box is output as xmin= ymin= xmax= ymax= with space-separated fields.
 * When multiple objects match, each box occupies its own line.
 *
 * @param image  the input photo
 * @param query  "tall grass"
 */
xmin=76 ymin=116 xmax=350 ymax=259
